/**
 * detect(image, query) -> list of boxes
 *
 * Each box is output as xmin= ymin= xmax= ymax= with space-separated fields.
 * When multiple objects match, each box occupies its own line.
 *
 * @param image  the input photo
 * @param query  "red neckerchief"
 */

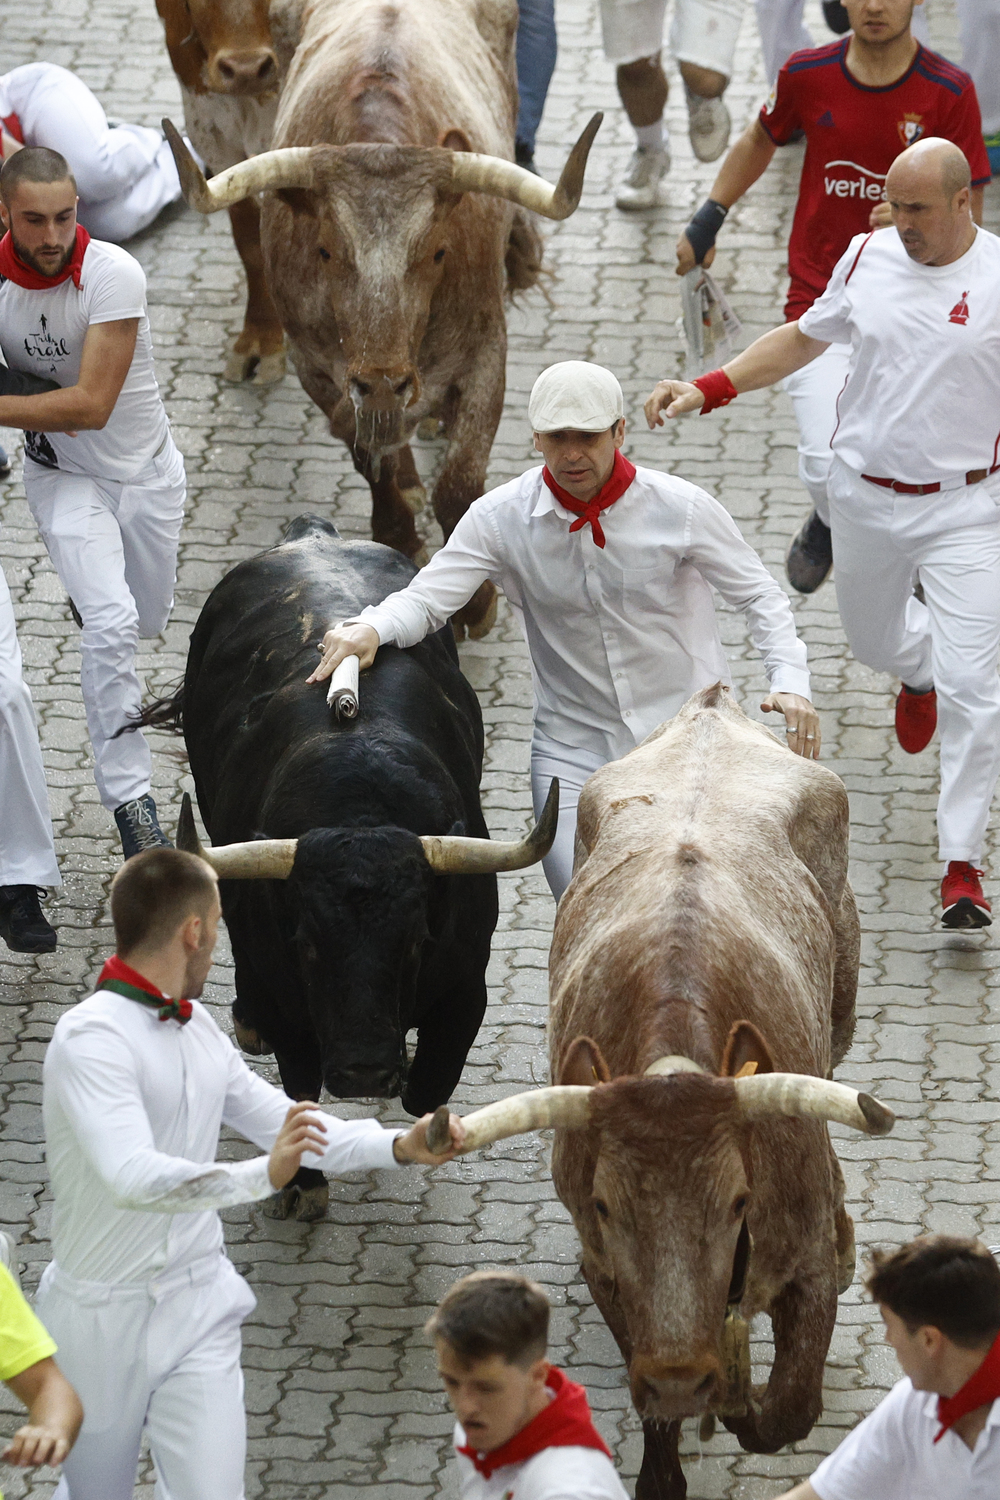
xmin=934 ymin=1328 xmax=1000 ymax=1442
xmin=1 ymin=112 xmax=24 ymax=152
xmin=457 ymin=1367 xmax=611 ymax=1479
xmin=97 ymin=954 xmax=193 ymax=1026
xmin=542 ymin=450 xmax=637 ymax=548
xmin=0 ymin=224 xmax=90 ymax=291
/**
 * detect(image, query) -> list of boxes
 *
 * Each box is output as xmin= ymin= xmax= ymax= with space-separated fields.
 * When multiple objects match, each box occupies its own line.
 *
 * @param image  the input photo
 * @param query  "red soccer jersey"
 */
xmin=759 ymin=39 xmax=990 ymax=320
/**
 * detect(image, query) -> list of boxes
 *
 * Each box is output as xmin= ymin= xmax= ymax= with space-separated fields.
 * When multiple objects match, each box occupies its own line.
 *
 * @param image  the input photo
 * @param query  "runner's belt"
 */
xmin=862 ymin=465 xmax=1000 ymax=496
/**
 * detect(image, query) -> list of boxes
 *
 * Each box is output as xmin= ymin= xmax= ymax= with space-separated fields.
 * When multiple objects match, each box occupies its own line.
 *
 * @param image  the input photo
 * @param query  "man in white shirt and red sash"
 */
xmin=430 ymin=1270 xmax=628 ymax=1500
xmin=646 ymin=137 xmax=1000 ymax=930
xmin=0 ymin=145 xmax=185 ymax=861
xmin=39 ymin=846 xmax=463 ymax=1500
xmin=309 ymin=360 xmax=819 ymax=901
xmin=771 ymin=1235 xmax=1000 ymax=1500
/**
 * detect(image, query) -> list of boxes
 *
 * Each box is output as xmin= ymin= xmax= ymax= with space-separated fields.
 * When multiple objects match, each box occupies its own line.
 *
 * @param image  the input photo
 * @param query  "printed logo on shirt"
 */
xmin=764 ymin=86 xmax=777 ymax=113
xmin=823 ymin=160 xmax=886 ymax=202
xmin=897 ymin=113 xmax=924 ymax=147
xmin=23 ymin=312 xmax=70 ymax=372
xmin=817 ymin=110 xmax=834 ymax=128
xmin=24 ymin=430 xmax=59 ymax=469
xmin=948 ymin=291 xmax=970 ymax=325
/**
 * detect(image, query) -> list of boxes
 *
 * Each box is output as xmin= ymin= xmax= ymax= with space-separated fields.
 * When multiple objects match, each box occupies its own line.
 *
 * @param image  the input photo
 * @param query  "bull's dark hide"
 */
xmin=169 ymin=515 xmax=498 ymax=1117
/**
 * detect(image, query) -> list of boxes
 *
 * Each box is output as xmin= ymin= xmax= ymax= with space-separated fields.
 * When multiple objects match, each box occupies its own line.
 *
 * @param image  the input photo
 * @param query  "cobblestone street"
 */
xmin=0 ymin=0 xmax=998 ymax=1495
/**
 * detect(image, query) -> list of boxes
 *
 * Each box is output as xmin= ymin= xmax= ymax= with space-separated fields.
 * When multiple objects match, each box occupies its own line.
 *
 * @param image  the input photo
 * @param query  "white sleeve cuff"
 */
xmin=767 ymin=668 xmax=812 ymax=700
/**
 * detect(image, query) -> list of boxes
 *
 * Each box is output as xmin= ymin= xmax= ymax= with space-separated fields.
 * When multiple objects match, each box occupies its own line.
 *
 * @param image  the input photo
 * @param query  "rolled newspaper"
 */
xmin=327 ymin=654 xmax=360 ymax=719
xmin=679 ymin=267 xmax=742 ymax=378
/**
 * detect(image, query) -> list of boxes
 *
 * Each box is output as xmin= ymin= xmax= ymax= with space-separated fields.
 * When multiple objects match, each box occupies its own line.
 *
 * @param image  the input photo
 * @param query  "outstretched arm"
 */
xmin=644 ymin=322 xmax=829 ymax=426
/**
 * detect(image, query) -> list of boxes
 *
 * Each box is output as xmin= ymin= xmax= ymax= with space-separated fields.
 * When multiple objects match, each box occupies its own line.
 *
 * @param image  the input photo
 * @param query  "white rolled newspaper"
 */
xmin=678 ymin=267 xmax=742 ymax=378
xmin=327 ymin=654 xmax=360 ymax=719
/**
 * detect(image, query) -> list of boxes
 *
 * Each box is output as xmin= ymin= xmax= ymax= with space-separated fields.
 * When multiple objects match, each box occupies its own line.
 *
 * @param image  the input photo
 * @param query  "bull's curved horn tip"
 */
xmin=858 ymin=1092 xmax=895 ymax=1136
xmin=535 ymin=777 xmax=559 ymax=854
xmin=425 ymin=1104 xmax=452 ymax=1155
xmin=176 ymin=792 xmax=203 ymax=856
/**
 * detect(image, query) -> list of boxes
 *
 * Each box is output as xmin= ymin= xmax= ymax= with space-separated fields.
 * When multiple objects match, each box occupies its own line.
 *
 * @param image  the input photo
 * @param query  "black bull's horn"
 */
xmin=176 ymin=779 xmax=559 ymax=880
xmin=161 ymin=113 xmax=603 ymax=222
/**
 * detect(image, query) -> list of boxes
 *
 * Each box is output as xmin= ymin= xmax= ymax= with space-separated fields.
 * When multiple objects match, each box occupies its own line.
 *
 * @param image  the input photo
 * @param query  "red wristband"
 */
xmin=692 ymin=368 xmax=738 ymax=414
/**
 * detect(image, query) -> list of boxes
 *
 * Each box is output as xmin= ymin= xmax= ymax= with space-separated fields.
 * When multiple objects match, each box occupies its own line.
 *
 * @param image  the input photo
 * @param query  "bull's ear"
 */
xmin=439 ymin=127 xmax=473 ymax=153
xmin=277 ymin=187 xmax=318 ymax=217
xmin=720 ymin=1021 xmax=775 ymax=1078
xmin=559 ymin=1035 xmax=611 ymax=1086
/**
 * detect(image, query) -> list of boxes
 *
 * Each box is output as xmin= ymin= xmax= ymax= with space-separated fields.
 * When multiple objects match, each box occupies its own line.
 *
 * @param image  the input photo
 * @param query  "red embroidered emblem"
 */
xmin=948 ymin=291 xmax=970 ymax=326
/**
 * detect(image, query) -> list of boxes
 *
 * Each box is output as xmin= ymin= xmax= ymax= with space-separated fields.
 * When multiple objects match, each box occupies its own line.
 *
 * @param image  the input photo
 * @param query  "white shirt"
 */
xmin=42 ymin=990 xmax=402 ymax=1284
xmin=454 ymin=1426 xmax=628 ymax=1500
xmin=810 ymin=1377 xmax=1000 ymax=1500
xmin=357 ymin=465 xmax=810 ymax=760
xmin=799 ymin=225 xmax=1000 ymax=484
xmin=0 ymin=237 xmax=170 ymax=482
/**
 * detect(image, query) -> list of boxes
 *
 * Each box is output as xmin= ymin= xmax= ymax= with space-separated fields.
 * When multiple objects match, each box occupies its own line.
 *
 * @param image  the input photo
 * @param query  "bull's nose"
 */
xmin=630 ymin=1355 xmax=721 ymax=1416
xmin=213 ymin=49 xmax=278 ymax=90
xmin=324 ymin=1064 xmax=401 ymax=1099
xmin=348 ymin=370 xmax=420 ymax=410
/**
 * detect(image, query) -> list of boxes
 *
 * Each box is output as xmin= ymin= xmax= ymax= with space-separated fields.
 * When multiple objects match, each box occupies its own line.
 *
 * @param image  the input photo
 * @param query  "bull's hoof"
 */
xmin=223 ymin=339 xmax=286 ymax=385
xmin=452 ymin=581 xmax=498 ymax=642
xmin=233 ymin=1019 xmax=271 ymax=1056
xmin=836 ymin=1213 xmax=857 ymax=1294
xmin=466 ymin=588 xmax=498 ymax=640
xmin=251 ymin=349 xmax=286 ymax=386
xmin=412 ymin=545 xmax=430 ymax=567
xmin=399 ymin=483 xmax=427 ymax=515
xmin=416 ymin=417 xmax=445 ymax=441
xmin=262 ymin=1181 xmax=329 ymax=1222
xmin=224 ymin=346 xmax=258 ymax=382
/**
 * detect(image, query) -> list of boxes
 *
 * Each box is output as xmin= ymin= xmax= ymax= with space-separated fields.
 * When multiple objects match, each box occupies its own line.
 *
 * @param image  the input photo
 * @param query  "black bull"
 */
xmin=146 ymin=517 xmax=512 ymax=1208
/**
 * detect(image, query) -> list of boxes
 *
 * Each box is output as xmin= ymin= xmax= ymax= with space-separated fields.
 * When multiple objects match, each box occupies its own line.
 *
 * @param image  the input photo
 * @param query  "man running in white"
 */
xmin=0 ymin=146 xmax=185 ymax=859
xmin=646 ymin=137 xmax=1000 ymax=930
xmin=309 ymin=360 xmax=819 ymax=902
xmin=39 ymin=846 xmax=463 ymax=1500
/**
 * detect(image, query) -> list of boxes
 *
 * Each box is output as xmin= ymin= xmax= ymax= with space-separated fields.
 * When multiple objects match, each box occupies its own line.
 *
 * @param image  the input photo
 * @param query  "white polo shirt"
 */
xmin=798 ymin=225 xmax=1000 ymax=486
xmin=0 ymin=236 xmax=169 ymax=482
xmin=810 ymin=1377 xmax=1000 ymax=1500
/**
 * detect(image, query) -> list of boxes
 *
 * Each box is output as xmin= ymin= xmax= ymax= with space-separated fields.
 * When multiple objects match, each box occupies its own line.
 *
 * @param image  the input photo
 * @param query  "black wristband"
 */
xmin=0 ymin=364 xmax=60 ymax=398
xmin=684 ymin=198 xmax=728 ymax=265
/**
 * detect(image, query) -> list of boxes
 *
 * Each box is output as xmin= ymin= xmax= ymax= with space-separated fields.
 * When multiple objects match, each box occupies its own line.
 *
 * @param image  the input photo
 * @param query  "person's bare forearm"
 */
xmin=710 ymin=120 xmax=777 ymax=208
xmin=5 ymin=1359 xmax=83 ymax=1467
xmin=0 ymin=385 xmax=116 ymax=432
xmin=723 ymin=322 xmax=828 ymax=391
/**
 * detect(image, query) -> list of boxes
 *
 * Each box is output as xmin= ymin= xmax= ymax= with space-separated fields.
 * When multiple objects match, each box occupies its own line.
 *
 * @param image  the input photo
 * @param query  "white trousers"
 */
xmin=0 ymin=550 xmax=59 ymax=886
xmin=753 ymin=1 xmax=930 ymax=84
xmin=828 ymin=458 xmax=1000 ymax=865
xmin=782 ymin=343 xmax=851 ymax=526
xmin=37 ymin=1255 xmax=255 ymax=1500
xmin=8 ymin=63 xmax=181 ymax=243
xmin=24 ymin=441 xmax=186 ymax=810
xmin=531 ymin=735 xmax=609 ymax=901
xmin=600 ymin=0 xmax=744 ymax=72
xmin=958 ymin=0 xmax=1000 ymax=135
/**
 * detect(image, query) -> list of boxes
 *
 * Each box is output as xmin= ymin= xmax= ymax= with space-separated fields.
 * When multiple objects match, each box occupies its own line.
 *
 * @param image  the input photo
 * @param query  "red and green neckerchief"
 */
xmin=97 ymin=954 xmax=193 ymax=1026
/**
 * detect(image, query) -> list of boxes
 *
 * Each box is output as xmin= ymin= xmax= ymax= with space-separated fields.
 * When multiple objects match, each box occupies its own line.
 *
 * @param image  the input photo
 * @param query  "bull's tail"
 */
xmin=126 ymin=681 xmax=186 ymax=735
xmin=505 ymin=208 xmax=545 ymax=296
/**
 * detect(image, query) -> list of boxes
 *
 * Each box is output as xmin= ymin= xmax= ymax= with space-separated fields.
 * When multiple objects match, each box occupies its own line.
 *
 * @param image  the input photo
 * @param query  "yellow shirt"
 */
xmin=0 ymin=1262 xmax=56 ymax=1379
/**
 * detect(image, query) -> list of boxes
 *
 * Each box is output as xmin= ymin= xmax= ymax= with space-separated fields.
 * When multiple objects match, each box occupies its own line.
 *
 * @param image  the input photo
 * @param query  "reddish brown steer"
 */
xmin=155 ymin=0 xmax=285 ymax=383
xmin=163 ymin=0 xmax=599 ymax=637
xmin=427 ymin=685 xmax=893 ymax=1499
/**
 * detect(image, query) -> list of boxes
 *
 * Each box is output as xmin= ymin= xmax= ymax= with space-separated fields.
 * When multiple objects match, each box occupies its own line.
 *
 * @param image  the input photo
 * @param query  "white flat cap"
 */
xmin=528 ymin=361 xmax=625 ymax=433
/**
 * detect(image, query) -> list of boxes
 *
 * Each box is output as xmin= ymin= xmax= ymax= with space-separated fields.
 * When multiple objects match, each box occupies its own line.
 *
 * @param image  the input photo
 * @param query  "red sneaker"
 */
xmin=941 ymin=863 xmax=992 ymax=929
xmin=895 ymin=685 xmax=937 ymax=753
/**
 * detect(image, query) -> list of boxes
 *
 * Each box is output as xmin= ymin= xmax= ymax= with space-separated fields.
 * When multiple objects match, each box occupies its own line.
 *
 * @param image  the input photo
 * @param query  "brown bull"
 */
xmin=425 ymin=685 xmax=893 ymax=1499
xmin=154 ymin=0 xmax=285 ymax=383
xmin=164 ymin=0 xmax=599 ymax=637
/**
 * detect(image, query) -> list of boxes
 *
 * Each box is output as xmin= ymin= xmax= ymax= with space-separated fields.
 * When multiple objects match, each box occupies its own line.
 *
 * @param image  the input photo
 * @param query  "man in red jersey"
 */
xmin=675 ymin=0 xmax=989 ymax=594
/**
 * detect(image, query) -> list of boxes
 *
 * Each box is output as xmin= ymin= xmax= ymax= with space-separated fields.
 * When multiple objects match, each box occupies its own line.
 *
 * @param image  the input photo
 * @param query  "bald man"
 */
xmin=645 ymin=138 xmax=1000 ymax=932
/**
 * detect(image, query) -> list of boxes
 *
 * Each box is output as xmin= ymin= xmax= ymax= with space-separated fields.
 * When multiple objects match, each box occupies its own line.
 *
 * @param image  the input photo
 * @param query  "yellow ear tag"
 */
xmin=734 ymin=1061 xmax=758 ymax=1079
xmin=591 ymin=1065 xmax=601 ymax=1082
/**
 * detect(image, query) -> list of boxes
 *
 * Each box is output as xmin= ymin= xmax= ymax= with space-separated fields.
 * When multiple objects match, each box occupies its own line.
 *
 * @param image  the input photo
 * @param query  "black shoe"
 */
xmin=67 ymin=597 xmax=83 ymax=628
xmin=0 ymin=445 xmax=10 ymax=480
xmin=823 ymin=1 xmax=851 ymax=33
xmin=114 ymin=795 xmax=172 ymax=860
xmin=515 ymin=141 xmax=540 ymax=176
xmin=0 ymin=886 xmax=57 ymax=953
xmin=786 ymin=510 xmax=833 ymax=593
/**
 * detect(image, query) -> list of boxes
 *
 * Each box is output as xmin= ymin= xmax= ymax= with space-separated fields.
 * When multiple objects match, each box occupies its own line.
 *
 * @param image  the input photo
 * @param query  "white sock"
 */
xmin=634 ymin=120 xmax=667 ymax=152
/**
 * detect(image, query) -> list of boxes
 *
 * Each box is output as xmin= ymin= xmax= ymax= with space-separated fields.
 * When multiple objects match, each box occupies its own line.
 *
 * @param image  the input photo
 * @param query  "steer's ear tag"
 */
xmin=591 ymin=1065 xmax=601 ymax=1082
xmin=734 ymin=1061 xmax=758 ymax=1079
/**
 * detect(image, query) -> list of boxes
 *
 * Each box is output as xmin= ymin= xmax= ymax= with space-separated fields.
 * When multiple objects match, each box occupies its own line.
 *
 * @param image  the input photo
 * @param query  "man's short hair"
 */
xmin=110 ymin=848 xmax=217 ymax=957
xmin=0 ymin=147 xmax=77 ymax=204
xmin=426 ymin=1271 xmax=550 ymax=1369
xmin=866 ymin=1235 xmax=1000 ymax=1348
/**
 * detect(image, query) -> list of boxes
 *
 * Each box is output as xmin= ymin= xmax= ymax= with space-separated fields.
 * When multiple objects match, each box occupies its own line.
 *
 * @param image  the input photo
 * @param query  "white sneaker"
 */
xmin=0 ymin=1231 xmax=22 ymax=1290
xmin=615 ymin=145 xmax=671 ymax=210
xmin=686 ymin=88 xmax=731 ymax=163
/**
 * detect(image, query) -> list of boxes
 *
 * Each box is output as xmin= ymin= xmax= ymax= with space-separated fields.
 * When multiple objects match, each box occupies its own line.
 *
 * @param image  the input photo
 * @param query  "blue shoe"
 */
xmin=114 ymin=795 xmax=172 ymax=860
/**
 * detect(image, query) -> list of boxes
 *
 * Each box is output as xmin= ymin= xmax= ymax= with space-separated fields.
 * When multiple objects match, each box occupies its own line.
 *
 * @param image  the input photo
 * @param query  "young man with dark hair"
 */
xmin=429 ymin=1271 xmax=628 ymax=1499
xmin=675 ymin=0 xmax=989 ymax=595
xmin=39 ymin=846 xmax=464 ymax=1500
xmin=0 ymin=145 xmax=186 ymax=861
xmin=770 ymin=1235 xmax=1000 ymax=1498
